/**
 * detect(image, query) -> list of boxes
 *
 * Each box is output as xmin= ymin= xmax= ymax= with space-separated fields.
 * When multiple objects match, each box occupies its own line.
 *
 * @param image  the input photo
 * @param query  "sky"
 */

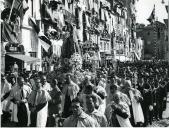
xmin=136 ymin=0 xmax=168 ymax=25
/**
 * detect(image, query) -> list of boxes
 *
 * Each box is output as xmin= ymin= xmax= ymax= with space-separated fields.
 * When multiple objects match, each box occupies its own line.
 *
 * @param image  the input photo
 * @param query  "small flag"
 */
xmin=165 ymin=5 xmax=168 ymax=13
xmin=28 ymin=17 xmax=40 ymax=34
xmin=38 ymin=31 xmax=52 ymax=52
xmin=38 ymin=31 xmax=52 ymax=45
xmin=164 ymin=19 xmax=168 ymax=27
xmin=147 ymin=5 xmax=155 ymax=24
xmin=39 ymin=38 xmax=50 ymax=52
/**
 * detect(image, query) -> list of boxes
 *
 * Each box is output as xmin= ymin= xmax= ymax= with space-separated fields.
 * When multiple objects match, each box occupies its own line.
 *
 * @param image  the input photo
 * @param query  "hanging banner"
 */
xmin=62 ymin=9 xmax=76 ymax=25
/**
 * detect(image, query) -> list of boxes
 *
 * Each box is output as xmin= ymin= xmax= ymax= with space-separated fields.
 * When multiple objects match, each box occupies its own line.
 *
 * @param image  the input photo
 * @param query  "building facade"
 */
xmin=1 ymin=0 xmax=139 ymax=73
xmin=164 ymin=19 xmax=169 ymax=61
xmin=136 ymin=21 xmax=166 ymax=60
xmin=110 ymin=0 xmax=138 ymax=62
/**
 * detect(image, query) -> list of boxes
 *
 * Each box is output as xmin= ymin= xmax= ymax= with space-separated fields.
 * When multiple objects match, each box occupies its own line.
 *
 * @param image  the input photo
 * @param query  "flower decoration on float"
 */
xmin=83 ymin=52 xmax=91 ymax=61
xmin=69 ymin=53 xmax=83 ymax=70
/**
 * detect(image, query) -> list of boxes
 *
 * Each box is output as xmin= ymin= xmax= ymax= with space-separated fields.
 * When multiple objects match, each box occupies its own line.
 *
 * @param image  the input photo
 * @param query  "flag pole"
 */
xmin=168 ymin=0 xmax=169 ymax=62
xmin=153 ymin=5 xmax=157 ymax=60
xmin=7 ymin=0 xmax=15 ymax=23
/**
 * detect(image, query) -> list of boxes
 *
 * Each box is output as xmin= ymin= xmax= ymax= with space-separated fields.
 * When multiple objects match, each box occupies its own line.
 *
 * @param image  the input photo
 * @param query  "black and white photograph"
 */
xmin=1 ymin=0 xmax=169 ymax=127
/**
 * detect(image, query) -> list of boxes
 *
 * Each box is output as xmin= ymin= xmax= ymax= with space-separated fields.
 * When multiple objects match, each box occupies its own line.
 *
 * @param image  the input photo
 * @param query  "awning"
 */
xmin=7 ymin=54 xmax=40 ymax=64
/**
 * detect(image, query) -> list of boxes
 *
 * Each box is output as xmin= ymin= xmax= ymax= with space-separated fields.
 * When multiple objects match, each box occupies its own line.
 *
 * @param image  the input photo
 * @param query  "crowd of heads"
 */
xmin=1 ymin=60 xmax=169 ymax=127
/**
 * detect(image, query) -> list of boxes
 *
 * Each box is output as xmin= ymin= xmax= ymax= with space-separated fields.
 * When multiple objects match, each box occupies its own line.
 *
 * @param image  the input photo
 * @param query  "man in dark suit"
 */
xmin=142 ymin=75 xmax=153 ymax=126
xmin=157 ymin=80 xmax=167 ymax=119
xmin=152 ymin=78 xmax=160 ymax=121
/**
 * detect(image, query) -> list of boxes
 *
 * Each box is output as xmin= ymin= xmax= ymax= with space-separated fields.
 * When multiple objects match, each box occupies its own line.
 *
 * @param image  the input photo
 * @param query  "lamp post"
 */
xmin=162 ymin=0 xmax=169 ymax=62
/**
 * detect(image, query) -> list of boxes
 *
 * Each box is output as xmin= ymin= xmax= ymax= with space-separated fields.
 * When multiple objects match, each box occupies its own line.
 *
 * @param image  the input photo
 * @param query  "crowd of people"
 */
xmin=1 ymin=60 xmax=169 ymax=127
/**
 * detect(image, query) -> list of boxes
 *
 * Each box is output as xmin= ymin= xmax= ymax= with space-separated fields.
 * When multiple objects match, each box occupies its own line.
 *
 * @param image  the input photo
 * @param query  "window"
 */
xmin=100 ymin=42 xmax=103 ymax=50
xmin=107 ymin=43 xmax=109 ymax=51
xmin=29 ymin=52 xmax=37 ymax=57
xmin=104 ymin=42 xmax=106 ymax=51
xmin=118 ymin=16 xmax=120 ymax=24
xmin=157 ymin=28 xmax=160 ymax=39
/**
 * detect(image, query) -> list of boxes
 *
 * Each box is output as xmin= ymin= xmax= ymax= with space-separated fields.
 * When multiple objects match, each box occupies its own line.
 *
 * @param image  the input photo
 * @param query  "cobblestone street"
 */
xmin=148 ymin=118 xmax=169 ymax=127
